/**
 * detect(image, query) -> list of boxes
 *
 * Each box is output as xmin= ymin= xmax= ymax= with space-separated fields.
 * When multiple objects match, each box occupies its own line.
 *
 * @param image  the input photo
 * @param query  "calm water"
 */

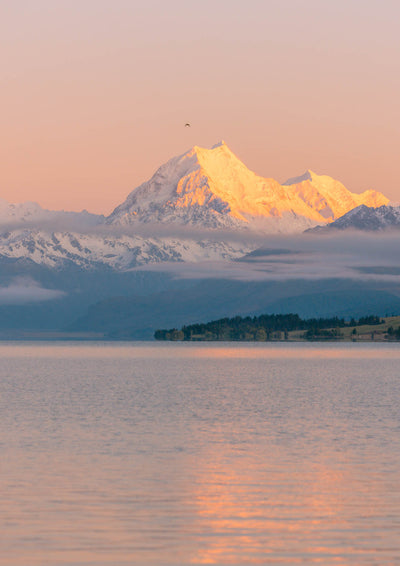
xmin=1 ymin=342 xmax=400 ymax=565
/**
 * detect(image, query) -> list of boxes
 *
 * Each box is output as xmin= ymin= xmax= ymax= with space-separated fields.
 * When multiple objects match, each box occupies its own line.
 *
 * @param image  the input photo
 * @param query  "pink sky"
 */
xmin=1 ymin=1 xmax=399 ymax=214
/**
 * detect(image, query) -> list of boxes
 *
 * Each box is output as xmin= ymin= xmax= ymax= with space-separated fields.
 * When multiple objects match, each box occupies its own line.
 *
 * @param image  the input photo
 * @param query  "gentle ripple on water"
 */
xmin=0 ymin=341 xmax=400 ymax=565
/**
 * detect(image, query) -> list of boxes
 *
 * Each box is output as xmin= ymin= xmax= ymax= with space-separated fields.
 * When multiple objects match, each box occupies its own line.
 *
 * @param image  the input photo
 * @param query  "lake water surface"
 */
xmin=1 ymin=342 xmax=399 ymax=565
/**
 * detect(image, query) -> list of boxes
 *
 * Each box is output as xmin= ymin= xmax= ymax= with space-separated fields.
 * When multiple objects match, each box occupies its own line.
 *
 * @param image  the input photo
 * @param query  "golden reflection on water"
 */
xmin=1 ymin=342 xmax=399 ymax=565
xmin=186 ymin=418 xmax=399 ymax=565
xmin=0 ymin=341 xmax=400 ymax=360
xmin=186 ymin=438 xmax=352 ymax=563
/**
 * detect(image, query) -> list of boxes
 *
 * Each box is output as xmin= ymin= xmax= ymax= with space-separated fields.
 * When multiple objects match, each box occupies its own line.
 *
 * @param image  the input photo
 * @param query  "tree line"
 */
xmin=154 ymin=313 xmax=383 ymax=341
xmin=387 ymin=326 xmax=400 ymax=340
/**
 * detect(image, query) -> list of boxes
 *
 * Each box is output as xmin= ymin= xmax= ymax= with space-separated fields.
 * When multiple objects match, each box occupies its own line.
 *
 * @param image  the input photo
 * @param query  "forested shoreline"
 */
xmin=154 ymin=314 xmax=395 ymax=341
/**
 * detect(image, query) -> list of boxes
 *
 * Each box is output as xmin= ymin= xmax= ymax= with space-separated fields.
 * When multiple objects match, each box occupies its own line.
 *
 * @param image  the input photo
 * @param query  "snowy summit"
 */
xmin=0 ymin=142 xmax=391 ymax=270
xmin=107 ymin=142 xmax=388 ymax=233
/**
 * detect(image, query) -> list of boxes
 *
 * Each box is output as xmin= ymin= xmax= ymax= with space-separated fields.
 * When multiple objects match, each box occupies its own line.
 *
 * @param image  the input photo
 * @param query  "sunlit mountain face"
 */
xmin=107 ymin=141 xmax=388 ymax=233
xmin=0 ymin=143 xmax=397 ymax=337
xmin=0 ymin=142 xmax=390 ymax=271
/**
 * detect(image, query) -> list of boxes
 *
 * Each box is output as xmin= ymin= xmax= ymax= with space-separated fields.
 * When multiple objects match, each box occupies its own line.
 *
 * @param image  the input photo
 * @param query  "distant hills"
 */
xmin=70 ymin=278 xmax=400 ymax=340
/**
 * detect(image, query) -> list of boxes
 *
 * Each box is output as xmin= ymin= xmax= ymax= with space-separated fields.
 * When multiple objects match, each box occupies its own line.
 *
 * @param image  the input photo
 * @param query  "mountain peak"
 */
xmin=107 ymin=143 xmax=389 ymax=232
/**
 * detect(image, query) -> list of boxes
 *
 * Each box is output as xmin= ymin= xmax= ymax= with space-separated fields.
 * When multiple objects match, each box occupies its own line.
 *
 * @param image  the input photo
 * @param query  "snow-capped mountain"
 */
xmin=0 ymin=229 xmax=251 ymax=270
xmin=107 ymin=142 xmax=388 ymax=233
xmin=0 ymin=142 xmax=391 ymax=271
xmin=282 ymin=170 xmax=388 ymax=221
xmin=311 ymin=204 xmax=400 ymax=232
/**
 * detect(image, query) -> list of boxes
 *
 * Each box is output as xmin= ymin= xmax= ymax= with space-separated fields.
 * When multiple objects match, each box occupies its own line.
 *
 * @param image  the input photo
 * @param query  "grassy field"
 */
xmin=288 ymin=315 xmax=400 ymax=341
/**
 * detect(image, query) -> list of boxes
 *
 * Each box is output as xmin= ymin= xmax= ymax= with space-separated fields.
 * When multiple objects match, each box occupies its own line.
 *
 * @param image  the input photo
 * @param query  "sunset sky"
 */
xmin=2 ymin=1 xmax=399 ymax=214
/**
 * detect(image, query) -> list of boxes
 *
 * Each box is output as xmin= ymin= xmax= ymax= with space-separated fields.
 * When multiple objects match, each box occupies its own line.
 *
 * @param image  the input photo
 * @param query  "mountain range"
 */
xmin=0 ymin=142 xmax=390 ymax=270
xmin=0 ymin=141 xmax=398 ymax=338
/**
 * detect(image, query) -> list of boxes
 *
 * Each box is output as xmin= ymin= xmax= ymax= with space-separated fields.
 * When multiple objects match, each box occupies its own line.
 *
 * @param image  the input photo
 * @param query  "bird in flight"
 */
xmin=185 ymin=123 xmax=191 ymax=127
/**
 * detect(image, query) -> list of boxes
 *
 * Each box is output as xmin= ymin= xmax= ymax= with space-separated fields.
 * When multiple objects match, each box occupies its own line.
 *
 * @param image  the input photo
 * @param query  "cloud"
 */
xmin=0 ymin=216 xmax=271 ymax=244
xmin=1 ymin=217 xmax=399 ymax=286
xmin=134 ymin=231 xmax=400 ymax=284
xmin=0 ymin=278 xmax=66 ymax=305
xmin=0 ymin=212 xmax=103 ymax=234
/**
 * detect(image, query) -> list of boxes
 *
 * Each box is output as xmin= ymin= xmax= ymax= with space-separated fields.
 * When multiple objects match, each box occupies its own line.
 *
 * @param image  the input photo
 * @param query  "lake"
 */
xmin=1 ymin=342 xmax=399 ymax=565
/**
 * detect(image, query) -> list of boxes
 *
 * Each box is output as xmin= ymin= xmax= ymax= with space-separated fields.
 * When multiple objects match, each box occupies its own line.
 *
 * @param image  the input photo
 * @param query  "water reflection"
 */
xmin=1 ymin=340 xmax=400 ymax=361
xmin=0 ymin=342 xmax=399 ymax=565
xmin=189 ymin=429 xmax=399 ymax=564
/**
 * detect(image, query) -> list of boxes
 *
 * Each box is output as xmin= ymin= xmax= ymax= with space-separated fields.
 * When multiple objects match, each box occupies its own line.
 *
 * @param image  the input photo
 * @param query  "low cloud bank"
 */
xmin=0 ymin=218 xmax=399 ymax=285
xmin=0 ymin=278 xmax=66 ymax=305
xmin=0 ymin=217 xmax=266 ymax=244
xmin=136 ymin=231 xmax=400 ymax=284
